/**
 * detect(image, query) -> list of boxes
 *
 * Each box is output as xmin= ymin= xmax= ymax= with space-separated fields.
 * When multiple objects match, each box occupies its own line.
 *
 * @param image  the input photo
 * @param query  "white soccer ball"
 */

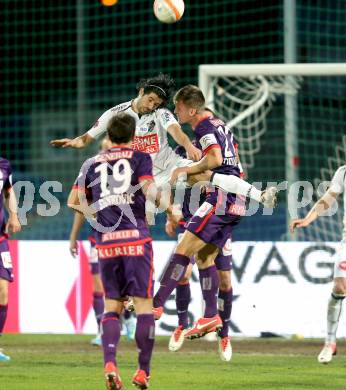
xmin=153 ymin=0 xmax=185 ymax=24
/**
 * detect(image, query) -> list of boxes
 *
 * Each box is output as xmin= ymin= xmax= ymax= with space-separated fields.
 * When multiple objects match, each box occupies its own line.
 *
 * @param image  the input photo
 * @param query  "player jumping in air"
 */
xmin=290 ymin=165 xmax=346 ymax=364
xmin=0 ymin=158 xmax=21 ymax=362
xmin=153 ymin=85 xmax=249 ymax=350
xmin=68 ymin=113 xmax=175 ymax=390
xmin=51 ymin=73 xmax=277 ymax=206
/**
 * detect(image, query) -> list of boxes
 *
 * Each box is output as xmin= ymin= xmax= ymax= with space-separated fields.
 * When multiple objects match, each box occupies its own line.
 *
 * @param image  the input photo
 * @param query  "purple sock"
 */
xmin=199 ymin=265 xmax=219 ymax=318
xmin=176 ymin=283 xmax=191 ymax=329
xmin=218 ymin=288 xmax=233 ymax=338
xmin=101 ymin=312 xmax=121 ymax=366
xmin=0 ymin=304 xmax=8 ymax=334
xmin=153 ymin=254 xmax=190 ymax=308
xmin=93 ymin=292 xmax=104 ymax=330
xmin=135 ymin=314 xmax=155 ymax=376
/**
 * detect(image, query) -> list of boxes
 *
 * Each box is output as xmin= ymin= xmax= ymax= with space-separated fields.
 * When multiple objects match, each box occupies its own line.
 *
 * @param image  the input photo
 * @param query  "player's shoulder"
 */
xmin=155 ymin=107 xmax=176 ymax=122
xmin=109 ymin=100 xmax=132 ymax=114
xmin=334 ymin=165 xmax=346 ymax=178
xmin=132 ymin=149 xmax=152 ymax=162
xmin=0 ymin=157 xmax=11 ymax=171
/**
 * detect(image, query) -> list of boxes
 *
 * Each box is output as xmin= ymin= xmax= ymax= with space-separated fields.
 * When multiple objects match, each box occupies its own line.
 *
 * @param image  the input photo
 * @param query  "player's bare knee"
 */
xmin=218 ymin=271 xmax=231 ymax=291
xmin=333 ymin=277 xmax=346 ymax=295
xmin=104 ymin=298 xmax=123 ymax=314
xmin=133 ymin=297 xmax=153 ymax=315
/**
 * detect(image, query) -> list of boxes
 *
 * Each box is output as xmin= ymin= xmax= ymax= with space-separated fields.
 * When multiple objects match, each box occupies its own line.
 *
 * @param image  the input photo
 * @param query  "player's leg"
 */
xmin=169 ymin=263 xmax=193 ymax=352
xmin=132 ymin=297 xmax=154 ymax=389
xmin=102 ymin=298 xmax=124 ymax=390
xmin=216 ymin=266 xmax=233 ymax=362
xmin=131 ymin=241 xmax=155 ymax=390
xmin=91 ymin=272 xmax=104 ymax=346
xmin=187 ymin=171 xmax=277 ymax=208
xmin=318 ymin=244 xmax=346 ymax=364
xmin=123 ymin=308 xmax=136 ymax=341
xmin=153 ymin=231 xmax=207 ymax=315
xmin=318 ymin=276 xmax=346 ymax=364
xmin=0 ymin=241 xmax=13 ymax=363
xmin=99 ymin=258 xmax=124 ymax=389
xmin=185 ymin=246 xmax=222 ymax=340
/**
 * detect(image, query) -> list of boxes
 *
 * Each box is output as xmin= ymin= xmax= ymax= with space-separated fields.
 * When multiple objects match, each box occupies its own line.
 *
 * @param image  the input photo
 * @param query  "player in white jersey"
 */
xmin=50 ymin=74 xmax=201 ymax=187
xmin=290 ymin=165 xmax=346 ymax=364
xmin=50 ymin=74 xmax=277 ymax=206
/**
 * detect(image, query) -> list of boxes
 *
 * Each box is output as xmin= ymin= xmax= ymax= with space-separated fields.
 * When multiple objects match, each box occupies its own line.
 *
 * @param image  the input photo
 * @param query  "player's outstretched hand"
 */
xmin=169 ymin=167 xmax=188 ymax=186
xmin=187 ymin=144 xmax=202 ymax=162
xmin=165 ymin=218 xmax=177 ymax=237
xmin=5 ymin=214 xmax=21 ymax=235
xmin=50 ymin=138 xmax=84 ymax=148
xmin=69 ymin=239 xmax=78 ymax=257
xmin=290 ymin=218 xmax=309 ymax=234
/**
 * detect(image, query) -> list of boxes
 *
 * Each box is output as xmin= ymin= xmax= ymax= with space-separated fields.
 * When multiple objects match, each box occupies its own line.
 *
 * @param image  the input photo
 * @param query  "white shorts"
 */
xmin=334 ymin=242 xmax=346 ymax=278
xmin=154 ymin=155 xmax=193 ymax=188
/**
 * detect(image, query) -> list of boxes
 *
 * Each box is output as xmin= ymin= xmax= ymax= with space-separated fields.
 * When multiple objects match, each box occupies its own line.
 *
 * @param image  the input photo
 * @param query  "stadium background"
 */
xmin=1 ymin=0 xmax=346 ymax=241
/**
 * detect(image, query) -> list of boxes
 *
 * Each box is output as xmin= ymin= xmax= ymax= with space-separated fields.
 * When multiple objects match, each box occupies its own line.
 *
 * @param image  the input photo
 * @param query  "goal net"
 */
xmin=199 ymin=63 xmax=346 ymax=242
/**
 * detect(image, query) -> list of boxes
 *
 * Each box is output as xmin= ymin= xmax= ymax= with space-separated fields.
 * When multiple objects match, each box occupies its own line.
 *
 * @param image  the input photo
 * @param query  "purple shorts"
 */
xmin=186 ymin=201 xmax=241 ymax=249
xmin=0 ymin=239 xmax=14 ymax=282
xmin=98 ymin=240 xmax=154 ymax=300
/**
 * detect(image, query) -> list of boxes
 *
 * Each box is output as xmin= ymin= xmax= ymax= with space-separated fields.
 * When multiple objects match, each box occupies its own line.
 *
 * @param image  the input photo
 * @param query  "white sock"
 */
xmin=211 ymin=173 xmax=262 ymax=202
xmin=325 ymin=293 xmax=345 ymax=344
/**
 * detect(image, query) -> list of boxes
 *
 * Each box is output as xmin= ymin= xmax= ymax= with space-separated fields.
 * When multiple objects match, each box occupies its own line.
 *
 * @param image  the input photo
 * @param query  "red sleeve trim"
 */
xmin=88 ymin=235 xmax=96 ymax=244
xmin=96 ymin=237 xmax=152 ymax=249
xmin=72 ymin=184 xmax=89 ymax=193
xmin=203 ymin=144 xmax=221 ymax=155
xmin=139 ymin=175 xmax=154 ymax=182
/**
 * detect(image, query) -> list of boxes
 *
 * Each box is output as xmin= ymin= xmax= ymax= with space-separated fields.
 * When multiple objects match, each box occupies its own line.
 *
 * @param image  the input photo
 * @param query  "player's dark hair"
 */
xmin=107 ymin=113 xmax=136 ymax=144
xmin=174 ymin=85 xmax=205 ymax=111
xmin=137 ymin=73 xmax=175 ymax=107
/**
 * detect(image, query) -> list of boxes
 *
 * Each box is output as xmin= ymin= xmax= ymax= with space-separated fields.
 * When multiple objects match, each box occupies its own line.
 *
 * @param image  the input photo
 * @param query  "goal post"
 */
xmin=199 ymin=63 xmax=346 ymax=242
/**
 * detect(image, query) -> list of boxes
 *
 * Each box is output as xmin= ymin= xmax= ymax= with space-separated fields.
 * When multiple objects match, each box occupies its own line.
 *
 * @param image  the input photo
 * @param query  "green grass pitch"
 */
xmin=1 ymin=335 xmax=346 ymax=389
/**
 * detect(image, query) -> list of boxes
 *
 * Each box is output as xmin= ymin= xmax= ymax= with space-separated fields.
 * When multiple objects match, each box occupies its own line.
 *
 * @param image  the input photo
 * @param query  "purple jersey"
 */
xmin=75 ymin=146 xmax=153 ymax=246
xmin=194 ymin=116 xmax=242 ymax=215
xmin=0 ymin=158 xmax=13 ymax=238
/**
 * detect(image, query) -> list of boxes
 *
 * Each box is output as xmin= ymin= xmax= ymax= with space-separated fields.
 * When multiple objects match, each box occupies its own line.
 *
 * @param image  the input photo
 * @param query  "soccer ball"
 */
xmin=153 ymin=0 xmax=185 ymax=24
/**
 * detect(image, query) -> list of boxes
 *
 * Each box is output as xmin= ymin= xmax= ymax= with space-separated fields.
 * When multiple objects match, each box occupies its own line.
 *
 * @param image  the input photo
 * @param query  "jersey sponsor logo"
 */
xmin=132 ymin=134 xmax=159 ymax=154
xmin=98 ymin=244 xmax=144 ymax=259
xmin=228 ymin=203 xmax=246 ymax=216
xmin=222 ymin=238 xmax=232 ymax=256
xmin=195 ymin=202 xmax=213 ymax=218
xmin=199 ymin=134 xmax=218 ymax=151
xmin=95 ymin=150 xmax=134 ymax=163
xmin=161 ymin=110 xmax=173 ymax=125
xmin=338 ymin=260 xmax=346 ymax=271
xmin=1 ymin=251 xmax=12 ymax=269
xmin=102 ymin=229 xmax=140 ymax=242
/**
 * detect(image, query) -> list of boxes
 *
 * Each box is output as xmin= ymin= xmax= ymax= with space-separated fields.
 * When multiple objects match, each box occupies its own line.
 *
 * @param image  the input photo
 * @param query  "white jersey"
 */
xmin=329 ymin=165 xmax=346 ymax=241
xmin=87 ymin=101 xmax=179 ymax=171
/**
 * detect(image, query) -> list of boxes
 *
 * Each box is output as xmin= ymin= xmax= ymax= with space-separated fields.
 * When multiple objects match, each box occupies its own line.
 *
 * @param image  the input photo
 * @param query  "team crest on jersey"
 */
xmin=161 ymin=110 xmax=172 ymax=125
xmin=147 ymin=120 xmax=155 ymax=133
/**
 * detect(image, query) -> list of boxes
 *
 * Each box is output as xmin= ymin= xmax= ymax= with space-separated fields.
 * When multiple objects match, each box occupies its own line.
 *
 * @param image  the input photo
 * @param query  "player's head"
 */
xmin=136 ymin=73 xmax=175 ymax=114
xmin=173 ymin=85 xmax=205 ymax=124
xmin=107 ymin=113 xmax=136 ymax=145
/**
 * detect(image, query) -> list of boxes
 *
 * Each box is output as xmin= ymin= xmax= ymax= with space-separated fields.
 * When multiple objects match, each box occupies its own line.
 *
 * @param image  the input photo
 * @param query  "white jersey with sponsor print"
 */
xmin=87 ymin=101 xmax=179 ymax=171
xmin=329 ymin=165 xmax=346 ymax=241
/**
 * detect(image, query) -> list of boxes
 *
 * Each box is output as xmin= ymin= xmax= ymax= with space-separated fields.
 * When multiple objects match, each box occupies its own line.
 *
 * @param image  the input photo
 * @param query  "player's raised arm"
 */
xmin=290 ymin=188 xmax=339 ymax=233
xmin=167 ymin=123 xmax=202 ymax=161
xmin=50 ymin=106 xmax=114 ymax=148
